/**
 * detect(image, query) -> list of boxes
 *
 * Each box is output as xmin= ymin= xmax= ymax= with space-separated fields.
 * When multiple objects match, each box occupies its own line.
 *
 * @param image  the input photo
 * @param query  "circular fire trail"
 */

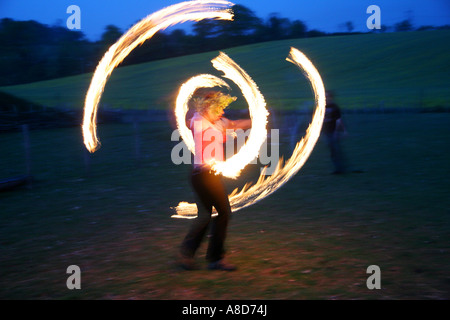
xmin=80 ymin=1 xmax=326 ymax=220
xmin=175 ymin=52 xmax=269 ymax=179
xmin=172 ymin=48 xmax=326 ymax=218
xmin=82 ymin=0 xmax=235 ymax=152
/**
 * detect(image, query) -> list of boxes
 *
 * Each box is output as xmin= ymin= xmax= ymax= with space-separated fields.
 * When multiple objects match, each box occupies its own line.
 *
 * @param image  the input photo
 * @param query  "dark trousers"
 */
xmin=180 ymin=168 xmax=231 ymax=262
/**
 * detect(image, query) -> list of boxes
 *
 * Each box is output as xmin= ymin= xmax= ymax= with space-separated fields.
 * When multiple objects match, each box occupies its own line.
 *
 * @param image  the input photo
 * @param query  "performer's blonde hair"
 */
xmin=194 ymin=90 xmax=237 ymax=114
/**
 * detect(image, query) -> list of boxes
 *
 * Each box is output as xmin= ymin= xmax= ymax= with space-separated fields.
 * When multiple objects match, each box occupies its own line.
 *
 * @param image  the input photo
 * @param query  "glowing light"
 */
xmin=82 ymin=0 xmax=235 ymax=152
xmin=80 ymin=0 xmax=325 ymax=220
xmin=172 ymin=47 xmax=326 ymax=218
xmin=175 ymin=52 xmax=269 ymax=179
xmin=175 ymin=74 xmax=231 ymax=156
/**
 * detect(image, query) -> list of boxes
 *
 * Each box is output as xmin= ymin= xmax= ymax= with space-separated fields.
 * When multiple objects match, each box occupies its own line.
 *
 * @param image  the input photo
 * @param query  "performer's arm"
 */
xmin=226 ymin=119 xmax=252 ymax=130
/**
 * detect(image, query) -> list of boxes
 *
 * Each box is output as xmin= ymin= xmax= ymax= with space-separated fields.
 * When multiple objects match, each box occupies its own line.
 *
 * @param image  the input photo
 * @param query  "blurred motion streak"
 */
xmin=172 ymin=48 xmax=326 ymax=218
xmin=82 ymin=0 xmax=235 ymax=152
xmin=174 ymin=52 xmax=269 ymax=179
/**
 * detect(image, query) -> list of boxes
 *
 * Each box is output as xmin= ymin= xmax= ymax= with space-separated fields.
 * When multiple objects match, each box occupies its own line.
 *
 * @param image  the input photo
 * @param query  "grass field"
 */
xmin=1 ymin=111 xmax=449 ymax=300
xmin=0 ymin=30 xmax=449 ymax=111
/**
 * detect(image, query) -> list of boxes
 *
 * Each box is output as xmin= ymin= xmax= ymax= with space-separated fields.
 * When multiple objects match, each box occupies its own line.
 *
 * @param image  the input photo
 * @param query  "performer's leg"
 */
xmin=202 ymin=174 xmax=232 ymax=263
xmin=180 ymin=171 xmax=213 ymax=259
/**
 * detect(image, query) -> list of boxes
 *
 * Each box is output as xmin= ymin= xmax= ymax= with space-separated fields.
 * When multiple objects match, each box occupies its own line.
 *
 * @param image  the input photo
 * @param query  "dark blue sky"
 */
xmin=1 ymin=0 xmax=449 ymax=40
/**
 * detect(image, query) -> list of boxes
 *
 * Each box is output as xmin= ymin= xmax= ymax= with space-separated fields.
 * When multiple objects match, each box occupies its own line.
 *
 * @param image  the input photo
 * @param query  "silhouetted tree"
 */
xmin=266 ymin=14 xmax=292 ymax=40
xmin=216 ymin=4 xmax=263 ymax=46
xmin=100 ymin=25 xmax=122 ymax=47
xmin=307 ymin=29 xmax=326 ymax=37
xmin=395 ymin=19 xmax=413 ymax=32
xmin=289 ymin=20 xmax=307 ymax=38
xmin=345 ymin=21 xmax=354 ymax=33
xmin=0 ymin=18 xmax=93 ymax=85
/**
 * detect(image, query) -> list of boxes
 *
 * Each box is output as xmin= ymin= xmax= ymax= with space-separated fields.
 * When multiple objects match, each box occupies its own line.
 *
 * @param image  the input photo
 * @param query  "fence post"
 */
xmin=21 ymin=124 xmax=32 ymax=187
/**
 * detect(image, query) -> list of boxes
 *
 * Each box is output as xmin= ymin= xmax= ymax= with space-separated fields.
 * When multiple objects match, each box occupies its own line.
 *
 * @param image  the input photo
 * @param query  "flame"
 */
xmin=172 ymin=47 xmax=326 ymax=218
xmin=175 ymin=52 xmax=269 ymax=179
xmin=82 ymin=0 xmax=235 ymax=152
xmin=210 ymin=53 xmax=269 ymax=178
xmin=175 ymin=74 xmax=231 ymax=156
xmin=80 ymin=1 xmax=325 ymax=220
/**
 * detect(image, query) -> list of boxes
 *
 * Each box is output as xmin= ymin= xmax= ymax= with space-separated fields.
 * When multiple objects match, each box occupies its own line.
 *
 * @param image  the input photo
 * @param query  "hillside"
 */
xmin=1 ymin=30 xmax=449 ymax=111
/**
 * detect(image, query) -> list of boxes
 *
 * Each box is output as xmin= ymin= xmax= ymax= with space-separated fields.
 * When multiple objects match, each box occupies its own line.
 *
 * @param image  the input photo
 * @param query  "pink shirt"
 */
xmin=190 ymin=112 xmax=229 ymax=168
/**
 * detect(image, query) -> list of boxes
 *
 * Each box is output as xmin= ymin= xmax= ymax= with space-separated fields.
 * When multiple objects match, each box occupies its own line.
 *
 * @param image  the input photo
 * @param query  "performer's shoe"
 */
xmin=178 ymin=254 xmax=199 ymax=271
xmin=207 ymin=259 xmax=237 ymax=271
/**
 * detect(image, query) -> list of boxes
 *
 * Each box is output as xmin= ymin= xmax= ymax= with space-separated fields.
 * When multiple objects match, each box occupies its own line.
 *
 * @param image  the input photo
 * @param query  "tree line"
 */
xmin=0 ymin=4 xmax=447 ymax=86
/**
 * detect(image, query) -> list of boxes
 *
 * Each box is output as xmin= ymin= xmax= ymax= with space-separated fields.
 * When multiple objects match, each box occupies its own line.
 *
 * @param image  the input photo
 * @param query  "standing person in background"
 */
xmin=179 ymin=89 xmax=251 ymax=271
xmin=322 ymin=90 xmax=347 ymax=174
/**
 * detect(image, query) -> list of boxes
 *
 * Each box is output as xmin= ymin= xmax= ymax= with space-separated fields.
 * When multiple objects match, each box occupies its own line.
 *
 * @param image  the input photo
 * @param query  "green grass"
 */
xmin=0 ymin=30 xmax=449 ymax=111
xmin=1 ymin=112 xmax=449 ymax=299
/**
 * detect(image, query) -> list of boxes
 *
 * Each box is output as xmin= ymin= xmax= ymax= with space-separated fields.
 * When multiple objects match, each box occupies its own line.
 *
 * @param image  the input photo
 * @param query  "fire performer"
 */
xmin=179 ymin=90 xmax=251 ymax=271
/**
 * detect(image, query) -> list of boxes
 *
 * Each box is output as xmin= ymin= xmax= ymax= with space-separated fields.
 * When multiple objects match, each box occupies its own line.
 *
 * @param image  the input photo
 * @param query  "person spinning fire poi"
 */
xmin=179 ymin=90 xmax=251 ymax=271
